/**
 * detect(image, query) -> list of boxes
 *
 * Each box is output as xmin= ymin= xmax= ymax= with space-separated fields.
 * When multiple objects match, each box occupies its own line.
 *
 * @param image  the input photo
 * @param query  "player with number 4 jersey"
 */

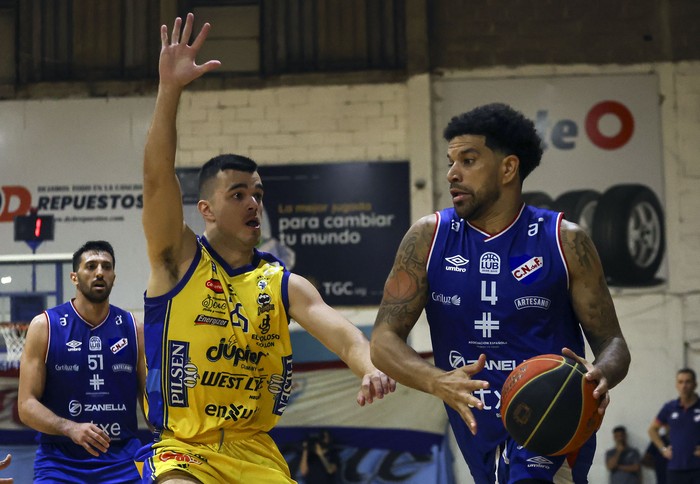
xmin=371 ymin=103 xmax=631 ymax=484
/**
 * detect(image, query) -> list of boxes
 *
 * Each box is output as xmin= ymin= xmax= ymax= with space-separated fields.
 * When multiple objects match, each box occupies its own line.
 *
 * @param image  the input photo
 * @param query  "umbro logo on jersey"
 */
xmin=66 ymin=340 xmax=82 ymax=351
xmin=445 ymin=255 xmax=468 ymax=272
xmin=527 ymin=456 xmax=553 ymax=466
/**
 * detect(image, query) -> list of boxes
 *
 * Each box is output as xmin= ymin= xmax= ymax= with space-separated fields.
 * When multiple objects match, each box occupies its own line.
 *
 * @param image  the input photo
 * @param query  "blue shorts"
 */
xmin=34 ymin=440 xmax=141 ymax=484
xmin=452 ymin=427 xmax=595 ymax=483
xmin=498 ymin=435 xmax=596 ymax=483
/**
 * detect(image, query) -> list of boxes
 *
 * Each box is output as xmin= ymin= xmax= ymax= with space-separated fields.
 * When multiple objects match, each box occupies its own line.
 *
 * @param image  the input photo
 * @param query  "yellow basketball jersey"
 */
xmin=144 ymin=238 xmax=293 ymax=442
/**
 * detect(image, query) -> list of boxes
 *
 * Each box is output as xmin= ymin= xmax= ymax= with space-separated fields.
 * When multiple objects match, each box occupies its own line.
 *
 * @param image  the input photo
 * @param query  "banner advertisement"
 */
xmin=434 ymin=73 xmax=666 ymax=287
xmin=178 ymin=161 xmax=411 ymax=306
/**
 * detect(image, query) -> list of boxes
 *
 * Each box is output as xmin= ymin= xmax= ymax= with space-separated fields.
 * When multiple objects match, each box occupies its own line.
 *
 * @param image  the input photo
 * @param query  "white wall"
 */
xmin=1 ymin=61 xmax=699 ymax=483
xmin=424 ymin=62 xmax=700 ymax=483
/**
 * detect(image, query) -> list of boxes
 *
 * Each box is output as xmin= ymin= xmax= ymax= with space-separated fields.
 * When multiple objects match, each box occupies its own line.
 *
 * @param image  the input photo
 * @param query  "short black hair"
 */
xmin=198 ymin=154 xmax=258 ymax=199
xmin=443 ymin=103 xmax=544 ymax=182
xmin=72 ymin=240 xmax=115 ymax=271
xmin=613 ymin=425 xmax=626 ymax=433
xmin=678 ymin=368 xmax=697 ymax=382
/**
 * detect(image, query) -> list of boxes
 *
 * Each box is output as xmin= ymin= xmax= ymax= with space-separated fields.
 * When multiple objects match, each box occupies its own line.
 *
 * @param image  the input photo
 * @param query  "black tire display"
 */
xmin=554 ymin=190 xmax=601 ymax=237
xmin=522 ymin=191 xmax=555 ymax=209
xmin=591 ymin=184 xmax=665 ymax=285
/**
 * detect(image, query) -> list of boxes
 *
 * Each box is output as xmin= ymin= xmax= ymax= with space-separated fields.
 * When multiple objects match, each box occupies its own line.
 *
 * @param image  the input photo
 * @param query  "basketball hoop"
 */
xmin=0 ymin=322 xmax=29 ymax=365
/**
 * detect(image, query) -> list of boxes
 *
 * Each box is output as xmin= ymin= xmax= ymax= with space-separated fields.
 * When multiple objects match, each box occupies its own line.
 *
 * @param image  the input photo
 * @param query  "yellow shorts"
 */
xmin=140 ymin=432 xmax=295 ymax=484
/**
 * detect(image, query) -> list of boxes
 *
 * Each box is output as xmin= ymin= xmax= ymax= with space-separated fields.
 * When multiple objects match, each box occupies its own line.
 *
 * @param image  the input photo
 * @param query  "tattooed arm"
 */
xmin=370 ymin=215 xmax=488 ymax=434
xmin=560 ymin=220 xmax=631 ymax=402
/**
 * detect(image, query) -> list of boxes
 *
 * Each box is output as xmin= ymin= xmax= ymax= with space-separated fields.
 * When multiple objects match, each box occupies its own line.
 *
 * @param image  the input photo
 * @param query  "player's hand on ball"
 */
xmin=562 ymin=347 xmax=610 ymax=413
xmin=433 ymin=353 xmax=489 ymax=435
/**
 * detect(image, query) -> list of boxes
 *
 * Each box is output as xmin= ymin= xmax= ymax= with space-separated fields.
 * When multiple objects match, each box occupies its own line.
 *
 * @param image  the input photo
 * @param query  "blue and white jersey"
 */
xmin=656 ymin=397 xmax=700 ymax=471
xmin=41 ymin=300 xmax=140 ymax=446
xmin=425 ymin=204 xmax=585 ymax=450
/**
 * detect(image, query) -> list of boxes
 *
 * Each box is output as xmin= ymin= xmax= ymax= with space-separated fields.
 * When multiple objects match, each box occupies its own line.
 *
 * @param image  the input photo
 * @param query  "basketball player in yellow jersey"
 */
xmin=137 ymin=13 xmax=396 ymax=483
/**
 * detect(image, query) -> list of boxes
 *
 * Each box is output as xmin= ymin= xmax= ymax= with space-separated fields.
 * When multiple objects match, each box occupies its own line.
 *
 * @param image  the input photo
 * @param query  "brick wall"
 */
xmin=174 ymin=83 xmax=408 ymax=167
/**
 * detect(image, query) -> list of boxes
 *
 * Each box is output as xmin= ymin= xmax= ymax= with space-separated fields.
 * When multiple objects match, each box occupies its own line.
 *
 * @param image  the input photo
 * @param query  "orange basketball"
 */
xmin=500 ymin=354 xmax=603 ymax=456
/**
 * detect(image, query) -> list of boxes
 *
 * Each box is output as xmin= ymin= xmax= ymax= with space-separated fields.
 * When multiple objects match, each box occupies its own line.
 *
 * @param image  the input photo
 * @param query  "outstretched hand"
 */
xmin=562 ymin=347 xmax=611 ymax=413
xmin=433 ymin=353 xmax=489 ymax=435
xmin=356 ymin=369 xmax=397 ymax=406
xmin=159 ymin=13 xmax=221 ymax=88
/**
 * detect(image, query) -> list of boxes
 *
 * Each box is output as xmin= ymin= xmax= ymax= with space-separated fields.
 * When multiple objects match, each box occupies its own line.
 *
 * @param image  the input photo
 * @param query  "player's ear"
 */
xmin=198 ymin=199 xmax=215 ymax=222
xmin=501 ymin=154 xmax=519 ymax=184
xmin=70 ymin=272 xmax=78 ymax=286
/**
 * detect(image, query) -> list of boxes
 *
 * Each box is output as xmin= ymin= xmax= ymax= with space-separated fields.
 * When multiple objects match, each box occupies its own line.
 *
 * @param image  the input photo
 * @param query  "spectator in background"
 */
xmin=606 ymin=425 xmax=641 ymax=484
xmin=648 ymin=368 xmax=700 ymax=484
xmin=299 ymin=430 xmax=339 ymax=484
xmin=642 ymin=431 xmax=669 ymax=484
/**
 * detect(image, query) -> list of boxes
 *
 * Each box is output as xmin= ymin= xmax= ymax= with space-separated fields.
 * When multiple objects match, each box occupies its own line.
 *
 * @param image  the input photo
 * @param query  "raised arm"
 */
xmin=287 ymin=274 xmax=395 ymax=406
xmin=18 ymin=315 xmax=110 ymax=457
xmin=370 ymin=215 xmax=488 ymax=433
xmin=561 ymin=220 xmax=631 ymax=400
xmin=143 ymin=13 xmax=221 ymax=295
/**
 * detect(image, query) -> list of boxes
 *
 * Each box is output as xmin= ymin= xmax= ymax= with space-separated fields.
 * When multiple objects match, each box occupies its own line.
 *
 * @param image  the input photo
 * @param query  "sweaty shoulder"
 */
xmin=558 ymin=218 xmax=601 ymax=274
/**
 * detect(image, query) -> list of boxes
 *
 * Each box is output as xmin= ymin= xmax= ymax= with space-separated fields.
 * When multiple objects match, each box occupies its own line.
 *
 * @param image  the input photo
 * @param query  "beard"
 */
xmin=77 ymin=280 xmax=112 ymax=303
xmin=454 ymin=185 xmax=500 ymax=221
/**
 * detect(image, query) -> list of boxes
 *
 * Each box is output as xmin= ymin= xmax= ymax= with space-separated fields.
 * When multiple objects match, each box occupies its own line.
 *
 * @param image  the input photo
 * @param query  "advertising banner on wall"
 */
xmin=0 ymin=98 xmax=409 ymax=310
xmin=178 ymin=161 xmax=411 ymax=306
xmin=0 ymin=98 xmax=152 ymax=311
xmin=433 ymin=73 xmax=665 ymax=287
xmin=260 ymin=162 xmax=410 ymax=305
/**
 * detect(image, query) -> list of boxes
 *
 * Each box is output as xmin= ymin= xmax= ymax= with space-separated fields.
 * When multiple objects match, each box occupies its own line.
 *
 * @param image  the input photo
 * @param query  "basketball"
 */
xmin=500 ymin=354 xmax=603 ymax=456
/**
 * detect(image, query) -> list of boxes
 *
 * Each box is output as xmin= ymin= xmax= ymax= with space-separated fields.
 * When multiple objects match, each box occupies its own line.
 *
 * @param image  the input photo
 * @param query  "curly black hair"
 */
xmin=443 ymin=103 xmax=544 ymax=182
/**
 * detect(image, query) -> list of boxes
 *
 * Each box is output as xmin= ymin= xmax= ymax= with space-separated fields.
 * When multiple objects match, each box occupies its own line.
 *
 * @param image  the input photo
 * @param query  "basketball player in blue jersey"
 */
xmin=18 ymin=240 xmax=146 ymax=483
xmin=371 ymin=103 xmax=632 ymax=484
xmin=137 ymin=14 xmax=394 ymax=483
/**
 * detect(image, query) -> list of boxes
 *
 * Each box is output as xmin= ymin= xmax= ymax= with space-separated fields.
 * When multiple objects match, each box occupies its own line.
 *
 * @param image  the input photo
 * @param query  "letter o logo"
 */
xmin=585 ymin=100 xmax=634 ymax=150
